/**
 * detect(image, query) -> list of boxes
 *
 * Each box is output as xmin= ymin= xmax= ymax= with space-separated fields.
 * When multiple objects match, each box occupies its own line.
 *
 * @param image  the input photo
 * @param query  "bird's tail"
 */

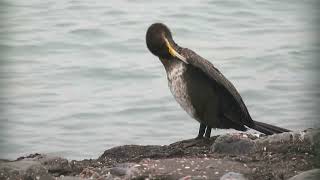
xmin=252 ymin=120 xmax=291 ymax=135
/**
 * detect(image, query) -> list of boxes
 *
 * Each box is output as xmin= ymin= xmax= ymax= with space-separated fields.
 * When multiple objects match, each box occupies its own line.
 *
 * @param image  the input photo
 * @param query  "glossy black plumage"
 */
xmin=146 ymin=23 xmax=290 ymax=138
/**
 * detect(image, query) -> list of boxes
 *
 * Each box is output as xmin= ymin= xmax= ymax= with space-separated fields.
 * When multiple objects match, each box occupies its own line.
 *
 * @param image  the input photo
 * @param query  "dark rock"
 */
xmin=98 ymin=145 xmax=168 ymax=163
xmin=0 ymin=129 xmax=318 ymax=180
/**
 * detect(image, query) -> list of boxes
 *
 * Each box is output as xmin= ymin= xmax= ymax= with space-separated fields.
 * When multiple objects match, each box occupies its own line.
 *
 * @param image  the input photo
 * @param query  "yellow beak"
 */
xmin=164 ymin=37 xmax=188 ymax=64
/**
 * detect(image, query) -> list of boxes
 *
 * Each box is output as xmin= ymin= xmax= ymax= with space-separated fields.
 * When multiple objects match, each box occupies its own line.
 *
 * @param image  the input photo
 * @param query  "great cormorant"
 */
xmin=146 ymin=23 xmax=290 ymax=138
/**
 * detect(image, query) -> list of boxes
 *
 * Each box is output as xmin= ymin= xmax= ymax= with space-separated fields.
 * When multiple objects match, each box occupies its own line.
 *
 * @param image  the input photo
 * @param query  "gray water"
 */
xmin=0 ymin=0 xmax=319 ymax=160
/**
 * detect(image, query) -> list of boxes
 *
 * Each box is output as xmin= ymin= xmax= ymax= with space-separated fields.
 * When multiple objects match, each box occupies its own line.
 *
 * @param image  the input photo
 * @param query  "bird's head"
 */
xmin=146 ymin=23 xmax=187 ymax=64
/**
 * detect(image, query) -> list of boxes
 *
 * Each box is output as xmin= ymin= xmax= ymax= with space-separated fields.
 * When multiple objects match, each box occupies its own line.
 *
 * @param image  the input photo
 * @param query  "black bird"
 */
xmin=146 ymin=23 xmax=290 ymax=138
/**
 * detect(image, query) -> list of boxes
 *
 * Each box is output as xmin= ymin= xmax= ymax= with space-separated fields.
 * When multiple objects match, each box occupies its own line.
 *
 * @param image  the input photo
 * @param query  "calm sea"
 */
xmin=0 ymin=0 xmax=319 ymax=160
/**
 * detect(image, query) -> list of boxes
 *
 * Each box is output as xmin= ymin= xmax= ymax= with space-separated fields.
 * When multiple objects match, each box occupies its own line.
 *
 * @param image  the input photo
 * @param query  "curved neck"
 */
xmin=159 ymin=57 xmax=185 ymax=73
xmin=158 ymin=45 xmax=184 ymax=71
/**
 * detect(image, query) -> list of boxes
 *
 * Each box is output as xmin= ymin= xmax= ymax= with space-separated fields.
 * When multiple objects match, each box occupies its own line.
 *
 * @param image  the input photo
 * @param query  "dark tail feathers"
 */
xmin=252 ymin=120 xmax=291 ymax=135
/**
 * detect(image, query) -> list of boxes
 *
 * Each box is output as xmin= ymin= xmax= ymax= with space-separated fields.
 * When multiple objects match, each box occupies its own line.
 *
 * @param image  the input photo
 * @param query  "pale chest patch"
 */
xmin=167 ymin=62 xmax=197 ymax=120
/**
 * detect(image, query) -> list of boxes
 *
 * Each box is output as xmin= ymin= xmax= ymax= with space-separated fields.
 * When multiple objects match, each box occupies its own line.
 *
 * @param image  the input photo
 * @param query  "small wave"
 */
xmin=70 ymin=28 xmax=107 ymax=37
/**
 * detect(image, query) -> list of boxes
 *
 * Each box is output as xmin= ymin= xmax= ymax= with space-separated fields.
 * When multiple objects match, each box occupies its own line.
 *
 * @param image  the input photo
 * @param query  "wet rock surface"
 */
xmin=1 ymin=129 xmax=319 ymax=180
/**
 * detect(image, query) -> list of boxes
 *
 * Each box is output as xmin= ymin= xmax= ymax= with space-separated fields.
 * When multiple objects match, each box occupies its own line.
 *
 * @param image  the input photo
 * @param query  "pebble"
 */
xmin=220 ymin=172 xmax=247 ymax=180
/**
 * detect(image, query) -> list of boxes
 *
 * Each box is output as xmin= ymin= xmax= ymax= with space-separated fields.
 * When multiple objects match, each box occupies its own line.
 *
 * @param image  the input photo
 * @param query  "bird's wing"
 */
xmin=182 ymin=48 xmax=253 ymax=125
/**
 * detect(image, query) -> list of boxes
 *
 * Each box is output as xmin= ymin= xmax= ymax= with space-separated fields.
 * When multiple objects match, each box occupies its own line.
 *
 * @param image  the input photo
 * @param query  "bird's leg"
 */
xmin=204 ymin=126 xmax=212 ymax=139
xmin=182 ymin=123 xmax=211 ymax=148
xmin=196 ymin=123 xmax=206 ymax=139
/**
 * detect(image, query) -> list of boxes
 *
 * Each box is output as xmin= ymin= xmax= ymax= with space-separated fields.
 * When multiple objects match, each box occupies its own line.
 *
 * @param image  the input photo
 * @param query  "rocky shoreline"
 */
xmin=1 ymin=129 xmax=319 ymax=180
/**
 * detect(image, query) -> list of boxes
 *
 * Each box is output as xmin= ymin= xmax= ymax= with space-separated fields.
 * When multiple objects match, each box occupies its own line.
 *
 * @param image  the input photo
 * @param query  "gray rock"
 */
xmin=288 ymin=169 xmax=320 ymax=180
xmin=108 ymin=163 xmax=141 ymax=179
xmin=220 ymin=172 xmax=247 ymax=180
xmin=211 ymin=129 xmax=320 ymax=155
xmin=0 ymin=159 xmax=54 ymax=180
xmin=39 ymin=155 xmax=72 ymax=176
xmin=256 ymin=129 xmax=318 ymax=144
xmin=0 ymin=154 xmax=74 ymax=180
xmin=24 ymin=164 xmax=54 ymax=180
xmin=110 ymin=166 xmax=128 ymax=176
xmin=211 ymin=134 xmax=255 ymax=154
